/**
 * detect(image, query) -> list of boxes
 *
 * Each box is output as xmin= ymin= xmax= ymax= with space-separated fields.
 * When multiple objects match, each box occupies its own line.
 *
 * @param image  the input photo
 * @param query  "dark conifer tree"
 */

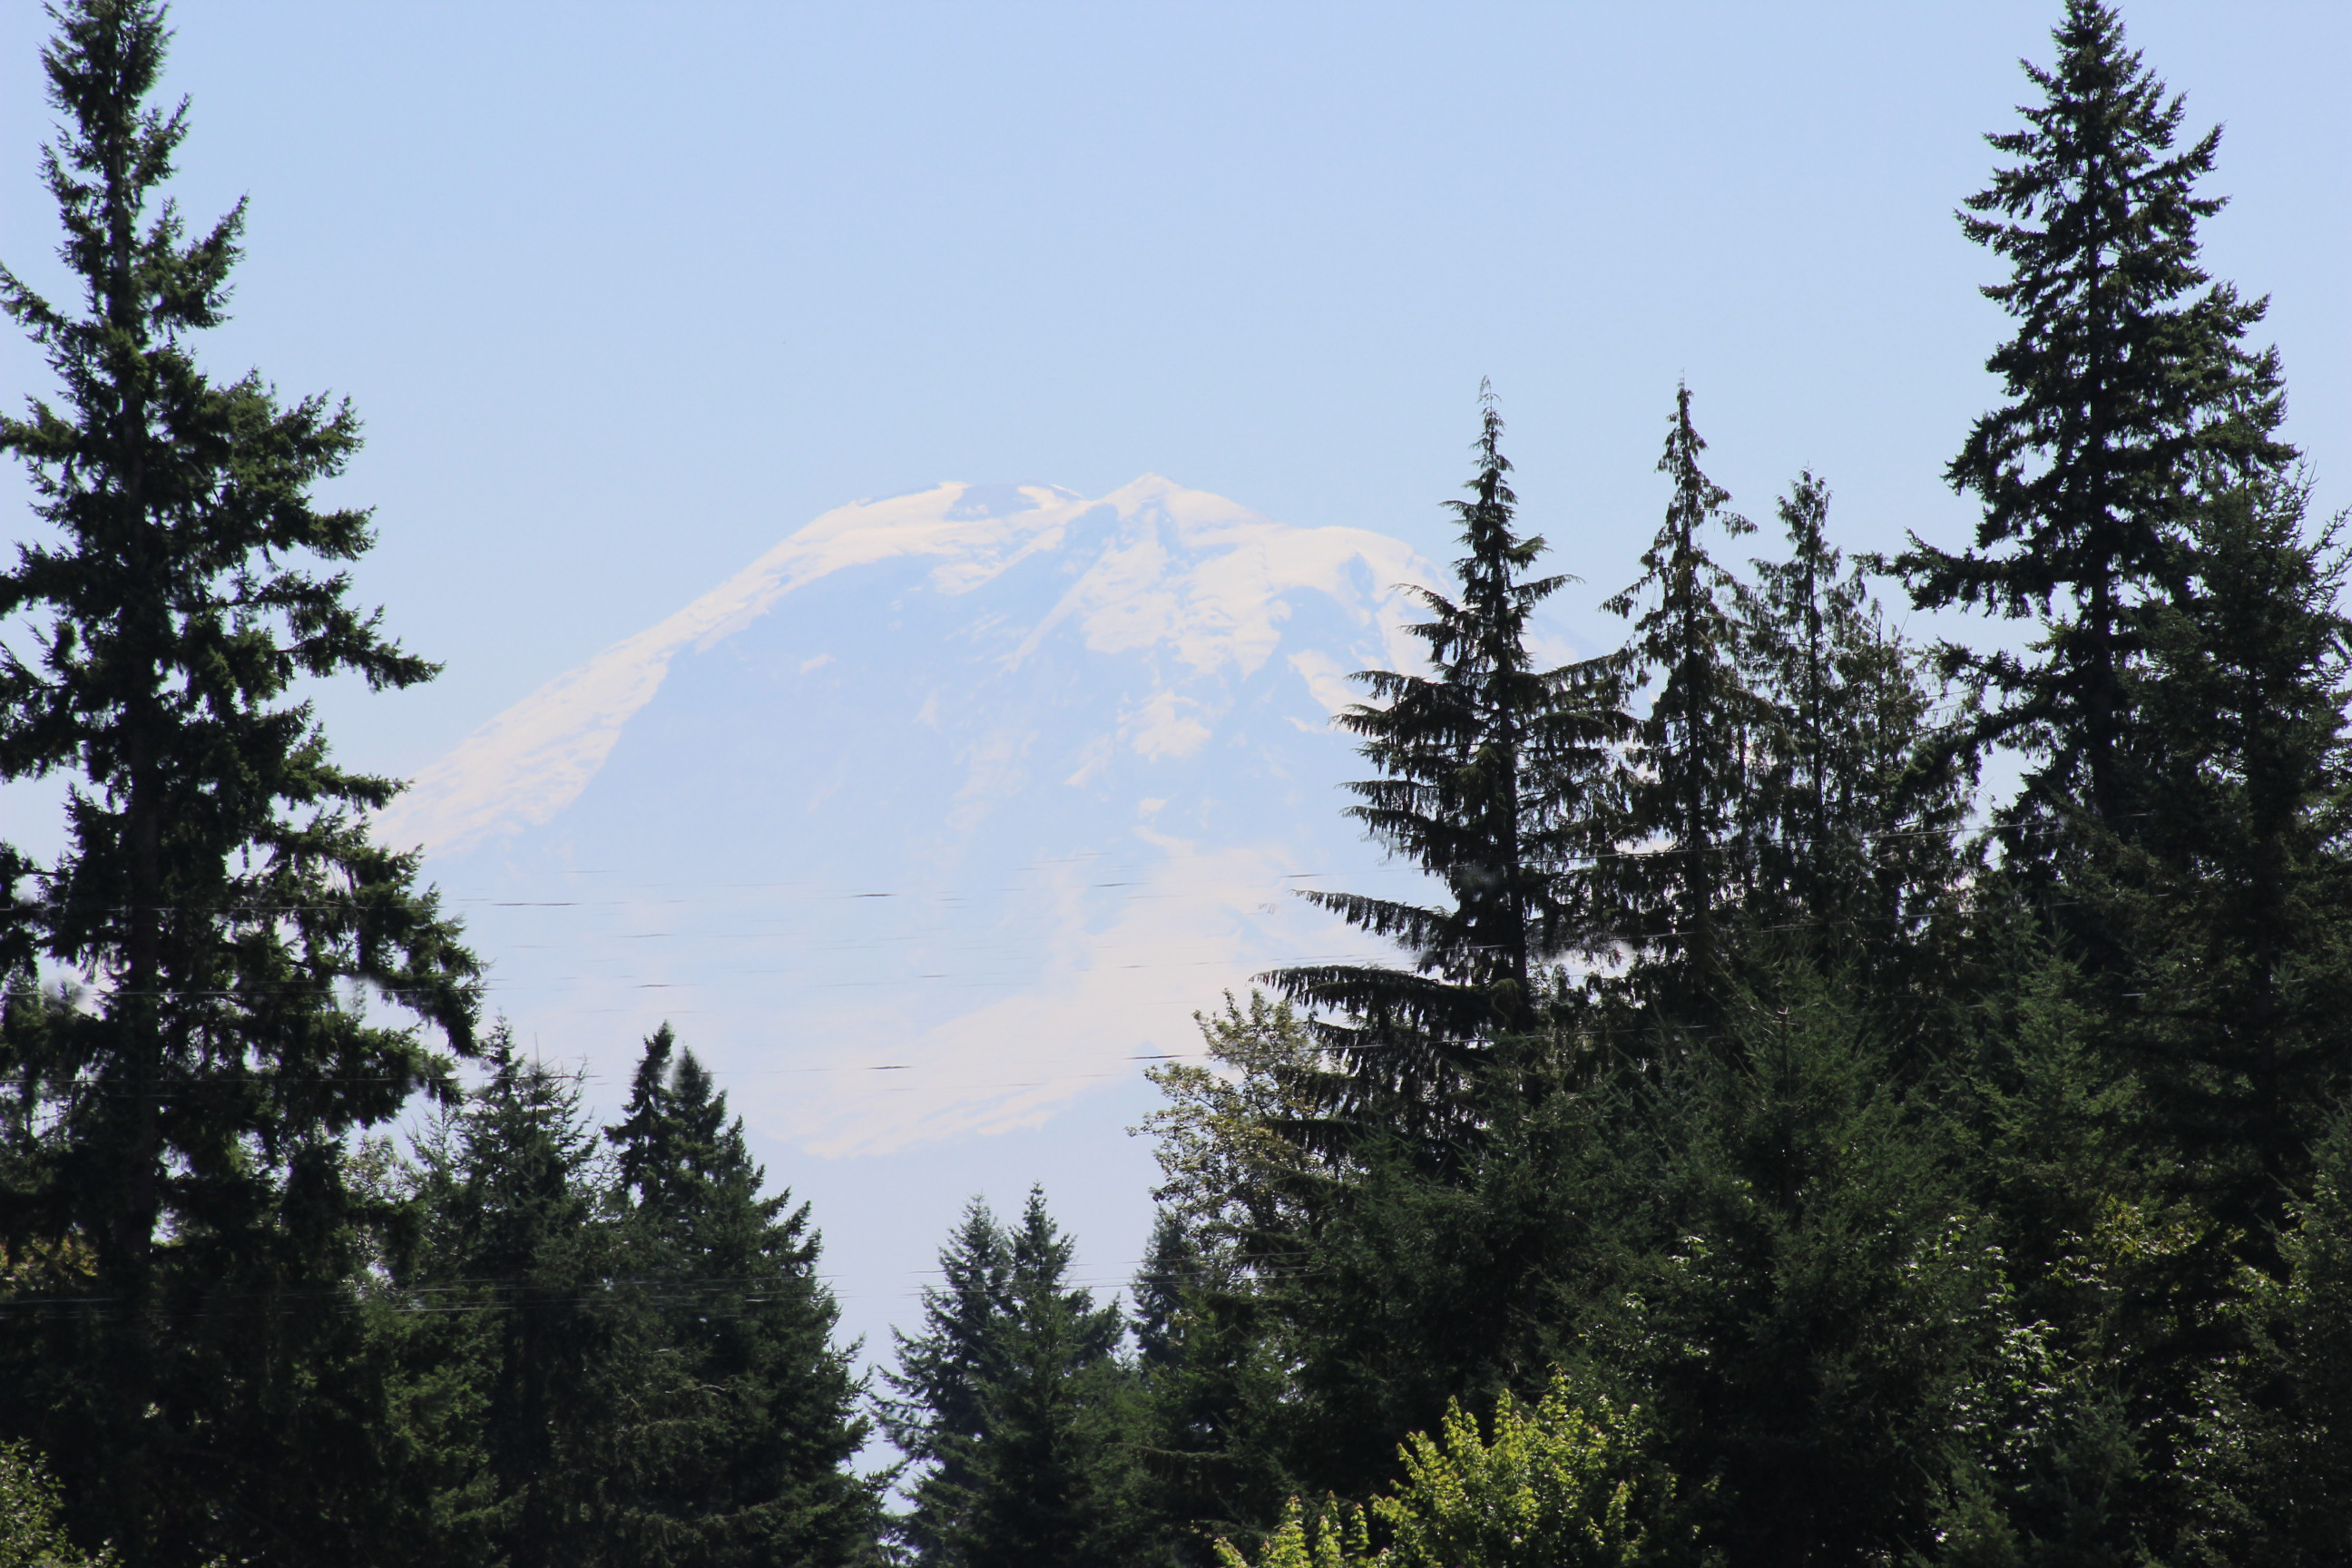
xmin=1120 ymin=1210 xmax=1296 ymax=1567
xmin=885 ymin=1191 xmax=1129 ymax=1568
xmin=1898 ymin=0 xmax=2295 ymax=837
xmin=1265 ymin=387 xmax=1628 ymax=1132
xmin=2102 ymin=475 xmax=2352 ymax=1245
xmin=393 ymin=1044 xmax=634 ymax=1568
xmin=1131 ymin=1211 xmax=1203 ymax=1377
xmin=2180 ymin=1106 xmax=2352 ymax=1564
xmin=0 ymin=5 xmax=477 ymax=1561
xmin=881 ymin=1197 xmax=1013 ymax=1562
xmin=603 ymin=1025 xmax=877 ymax=1567
xmin=1738 ymin=475 xmax=1973 ymax=994
xmin=1603 ymin=384 xmax=1760 ymax=1009
xmin=1595 ymin=985 xmax=2001 ymax=1566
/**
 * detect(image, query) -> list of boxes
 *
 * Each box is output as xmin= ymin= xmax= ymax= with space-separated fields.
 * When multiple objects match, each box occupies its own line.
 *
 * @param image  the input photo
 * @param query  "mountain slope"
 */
xmin=380 ymin=475 xmax=1444 ymax=1153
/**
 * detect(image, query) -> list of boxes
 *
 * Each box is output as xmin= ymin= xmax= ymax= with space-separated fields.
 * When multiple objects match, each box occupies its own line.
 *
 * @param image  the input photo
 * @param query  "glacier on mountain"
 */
xmin=377 ymin=476 xmax=1447 ymax=1153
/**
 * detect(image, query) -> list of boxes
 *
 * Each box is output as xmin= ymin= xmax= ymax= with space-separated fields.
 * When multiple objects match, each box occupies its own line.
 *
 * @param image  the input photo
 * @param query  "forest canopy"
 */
xmin=4 ymin=2 xmax=2347 ymax=1565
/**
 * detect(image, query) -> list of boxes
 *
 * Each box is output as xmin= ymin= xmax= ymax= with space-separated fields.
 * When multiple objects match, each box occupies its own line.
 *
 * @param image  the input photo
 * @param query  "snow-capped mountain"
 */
xmin=378 ymin=475 xmax=1448 ymax=1156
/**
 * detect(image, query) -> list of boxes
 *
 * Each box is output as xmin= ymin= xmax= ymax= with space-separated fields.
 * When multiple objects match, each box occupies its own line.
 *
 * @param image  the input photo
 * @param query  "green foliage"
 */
xmin=1603 ymin=384 xmax=1761 ymax=1006
xmin=2173 ymin=1110 xmax=2352 ymax=1564
xmin=1266 ymin=387 xmax=1629 ymax=1136
xmin=0 ymin=5 xmax=478 ymax=1561
xmin=604 ymin=1027 xmax=878 ymax=1567
xmin=5 ymin=5 xmax=2348 ymax=1565
xmin=1736 ymin=474 xmax=1975 ymax=999
xmin=0 ymin=1442 xmax=117 ymax=1568
xmin=374 ymin=1026 xmax=879 ymax=1568
xmin=1212 ymin=1375 xmax=1681 ymax=1568
xmin=1900 ymin=0 xmax=2295 ymax=830
xmin=387 ymin=1041 xmax=634 ymax=1568
xmin=884 ymin=1190 xmax=1131 ymax=1567
xmin=2101 ymin=475 xmax=2352 ymax=1241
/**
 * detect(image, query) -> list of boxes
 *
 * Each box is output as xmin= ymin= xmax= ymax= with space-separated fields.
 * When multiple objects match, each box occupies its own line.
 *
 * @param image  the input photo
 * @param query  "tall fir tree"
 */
xmin=391 ymin=1044 xmax=637 ymax=1568
xmin=1737 ymin=474 xmax=1973 ymax=1001
xmin=0 ymin=5 xmax=478 ymax=1562
xmin=603 ymin=1025 xmax=877 ymax=1567
xmin=2100 ymin=475 xmax=2352 ymax=1245
xmin=881 ymin=1197 xmax=1014 ymax=1562
xmin=884 ymin=1191 xmax=1130 ymax=1568
xmin=1898 ymin=0 xmax=2294 ymax=837
xmin=1602 ymin=384 xmax=1760 ymax=1012
xmin=1266 ymin=387 xmax=1628 ymax=1137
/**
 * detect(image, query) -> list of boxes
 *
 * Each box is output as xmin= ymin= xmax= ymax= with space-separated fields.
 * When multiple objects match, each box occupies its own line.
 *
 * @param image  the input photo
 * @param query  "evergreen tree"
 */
xmin=603 ymin=1025 xmax=877 ymax=1567
xmin=882 ymin=1198 xmax=1014 ymax=1561
xmin=1602 ymin=384 xmax=1760 ymax=1009
xmin=1266 ymin=387 xmax=1628 ymax=1136
xmin=1132 ymin=999 xmax=1321 ymax=1563
xmin=1597 ymin=985 xmax=2004 ymax=1564
xmin=1737 ymin=474 xmax=1973 ymax=996
xmin=1898 ymin=0 xmax=2295 ymax=835
xmin=1124 ymin=1211 xmax=1294 ymax=1567
xmin=0 ymin=5 xmax=477 ymax=1561
xmin=2179 ymin=1106 xmax=2352 ymax=1564
xmin=2101 ymin=475 xmax=2352 ymax=1246
xmin=393 ymin=1044 xmax=636 ymax=1568
xmin=1132 ymin=1210 xmax=1206 ymax=1378
xmin=885 ymin=1191 xmax=1129 ymax=1568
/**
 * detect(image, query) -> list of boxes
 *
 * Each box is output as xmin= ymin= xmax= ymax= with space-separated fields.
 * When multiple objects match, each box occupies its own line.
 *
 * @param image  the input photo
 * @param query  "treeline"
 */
xmin=4 ymin=1 xmax=2349 ymax=1565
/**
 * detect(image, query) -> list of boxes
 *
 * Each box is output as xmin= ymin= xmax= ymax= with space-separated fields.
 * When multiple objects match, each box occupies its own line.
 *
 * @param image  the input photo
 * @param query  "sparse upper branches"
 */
xmin=1898 ymin=0 xmax=2294 ymax=835
xmin=1603 ymin=383 xmax=1760 ymax=1011
xmin=1266 ymin=387 xmax=1628 ymax=1132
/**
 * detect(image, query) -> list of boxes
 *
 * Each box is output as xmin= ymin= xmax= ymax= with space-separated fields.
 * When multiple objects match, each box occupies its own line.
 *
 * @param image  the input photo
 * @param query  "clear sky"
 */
xmin=4 ymin=3 xmax=2344 ymax=772
xmin=2 ymin=0 xmax=2347 ymax=1379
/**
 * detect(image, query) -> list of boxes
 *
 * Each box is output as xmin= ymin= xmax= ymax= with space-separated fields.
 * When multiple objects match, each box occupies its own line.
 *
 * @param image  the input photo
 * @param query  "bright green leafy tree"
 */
xmin=1212 ymin=1374 xmax=1680 ymax=1568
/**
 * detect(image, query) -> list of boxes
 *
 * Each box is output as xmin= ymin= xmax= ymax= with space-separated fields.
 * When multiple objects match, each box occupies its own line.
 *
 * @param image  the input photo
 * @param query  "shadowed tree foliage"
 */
xmin=2096 ymin=475 xmax=2352 ymax=1257
xmin=884 ymin=1190 xmax=1130 ymax=1568
xmin=1736 ymin=474 xmax=1974 ymax=1006
xmin=603 ymin=1025 xmax=878 ymax=1567
xmin=1265 ymin=388 xmax=1629 ymax=1143
xmin=0 ymin=5 xmax=478 ymax=1562
xmin=1602 ymin=384 xmax=1761 ymax=1014
xmin=1897 ymin=0 xmax=2295 ymax=839
xmin=388 ymin=1046 xmax=632 ymax=1568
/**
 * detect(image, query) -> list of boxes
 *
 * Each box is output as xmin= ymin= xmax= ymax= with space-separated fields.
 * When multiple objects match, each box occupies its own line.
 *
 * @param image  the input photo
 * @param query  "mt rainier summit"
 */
xmin=379 ymin=475 xmax=1463 ymax=1154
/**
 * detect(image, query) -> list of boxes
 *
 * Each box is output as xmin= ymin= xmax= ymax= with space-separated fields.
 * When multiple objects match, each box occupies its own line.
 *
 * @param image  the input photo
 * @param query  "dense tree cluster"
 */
xmin=3 ymin=1 xmax=2346 ymax=1565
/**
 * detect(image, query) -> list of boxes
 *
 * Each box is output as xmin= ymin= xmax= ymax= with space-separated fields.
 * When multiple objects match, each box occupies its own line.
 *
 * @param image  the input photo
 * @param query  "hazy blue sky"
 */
xmin=4 ymin=3 xmax=2344 ymax=771
xmin=2 ymin=1 xmax=2347 ymax=1372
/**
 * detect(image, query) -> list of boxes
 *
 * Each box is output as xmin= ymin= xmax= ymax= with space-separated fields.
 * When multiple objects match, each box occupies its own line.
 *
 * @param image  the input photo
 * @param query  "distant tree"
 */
xmin=0 ymin=5 xmax=478 ymax=1561
xmin=1737 ymin=474 xmax=1973 ymax=1000
xmin=393 ymin=1044 xmax=636 ymax=1568
xmin=1132 ymin=1000 xmax=1317 ymax=1563
xmin=1898 ymin=0 xmax=2295 ymax=838
xmin=1602 ymin=384 xmax=1760 ymax=1011
xmin=603 ymin=1025 xmax=878 ymax=1567
xmin=885 ymin=1190 xmax=1130 ymax=1568
xmin=1266 ymin=387 xmax=1629 ymax=1141
xmin=1131 ymin=1211 xmax=1205 ymax=1378
xmin=882 ymin=1198 xmax=1014 ymax=1561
